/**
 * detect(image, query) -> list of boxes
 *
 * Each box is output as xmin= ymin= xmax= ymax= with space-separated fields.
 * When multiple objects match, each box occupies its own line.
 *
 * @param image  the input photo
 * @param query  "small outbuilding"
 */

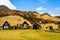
xmin=2 ymin=21 xmax=10 ymax=29
xmin=33 ymin=23 xmax=39 ymax=29
xmin=22 ymin=21 xmax=29 ymax=28
xmin=43 ymin=23 xmax=58 ymax=31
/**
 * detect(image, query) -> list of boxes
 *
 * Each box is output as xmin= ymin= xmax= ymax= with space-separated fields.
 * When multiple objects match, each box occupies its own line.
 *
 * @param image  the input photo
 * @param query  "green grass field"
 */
xmin=0 ymin=29 xmax=60 ymax=40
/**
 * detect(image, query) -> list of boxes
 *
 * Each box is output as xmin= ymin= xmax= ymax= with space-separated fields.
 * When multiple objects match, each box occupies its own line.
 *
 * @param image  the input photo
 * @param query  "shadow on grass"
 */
xmin=44 ymin=30 xmax=60 ymax=33
xmin=54 ymin=32 xmax=60 ymax=33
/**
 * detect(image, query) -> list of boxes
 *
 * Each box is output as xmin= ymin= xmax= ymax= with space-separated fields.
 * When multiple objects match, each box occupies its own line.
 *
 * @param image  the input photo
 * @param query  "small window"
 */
xmin=4 ymin=26 xmax=9 ymax=29
xmin=23 ymin=24 xmax=27 ymax=28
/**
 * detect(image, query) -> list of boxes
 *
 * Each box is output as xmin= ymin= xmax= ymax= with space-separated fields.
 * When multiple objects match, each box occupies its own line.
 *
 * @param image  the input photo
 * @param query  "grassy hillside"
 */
xmin=0 ymin=5 xmax=60 ymax=27
xmin=0 ymin=30 xmax=60 ymax=40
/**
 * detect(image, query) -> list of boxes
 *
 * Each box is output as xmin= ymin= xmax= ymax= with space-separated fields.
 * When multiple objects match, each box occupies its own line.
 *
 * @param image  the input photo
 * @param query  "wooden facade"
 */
xmin=22 ymin=21 xmax=29 ymax=29
xmin=33 ymin=23 xmax=39 ymax=29
xmin=2 ymin=21 xmax=10 ymax=29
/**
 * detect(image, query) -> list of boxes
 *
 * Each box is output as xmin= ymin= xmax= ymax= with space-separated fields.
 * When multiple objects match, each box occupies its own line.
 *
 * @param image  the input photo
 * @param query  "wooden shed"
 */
xmin=2 ymin=21 xmax=10 ymax=29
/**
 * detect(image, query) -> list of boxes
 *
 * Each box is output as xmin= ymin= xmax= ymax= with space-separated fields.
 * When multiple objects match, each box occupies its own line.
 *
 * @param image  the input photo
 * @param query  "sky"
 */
xmin=0 ymin=0 xmax=60 ymax=16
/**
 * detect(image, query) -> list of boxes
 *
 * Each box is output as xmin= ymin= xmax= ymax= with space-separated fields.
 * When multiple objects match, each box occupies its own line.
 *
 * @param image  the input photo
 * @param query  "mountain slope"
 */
xmin=0 ymin=5 xmax=60 ymax=25
xmin=0 ymin=5 xmax=10 ymax=10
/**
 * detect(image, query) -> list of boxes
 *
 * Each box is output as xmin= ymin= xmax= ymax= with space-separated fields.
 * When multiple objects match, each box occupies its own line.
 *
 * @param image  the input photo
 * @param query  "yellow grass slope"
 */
xmin=0 ymin=30 xmax=60 ymax=40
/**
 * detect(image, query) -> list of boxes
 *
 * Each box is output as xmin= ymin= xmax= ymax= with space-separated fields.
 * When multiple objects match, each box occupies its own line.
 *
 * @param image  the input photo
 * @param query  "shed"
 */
xmin=33 ymin=23 xmax=39 ymax=29
xmin=2 ymin=21 xmax=10 ymax=29
xmin=22 ymin=21 xmax=29 ymax=28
